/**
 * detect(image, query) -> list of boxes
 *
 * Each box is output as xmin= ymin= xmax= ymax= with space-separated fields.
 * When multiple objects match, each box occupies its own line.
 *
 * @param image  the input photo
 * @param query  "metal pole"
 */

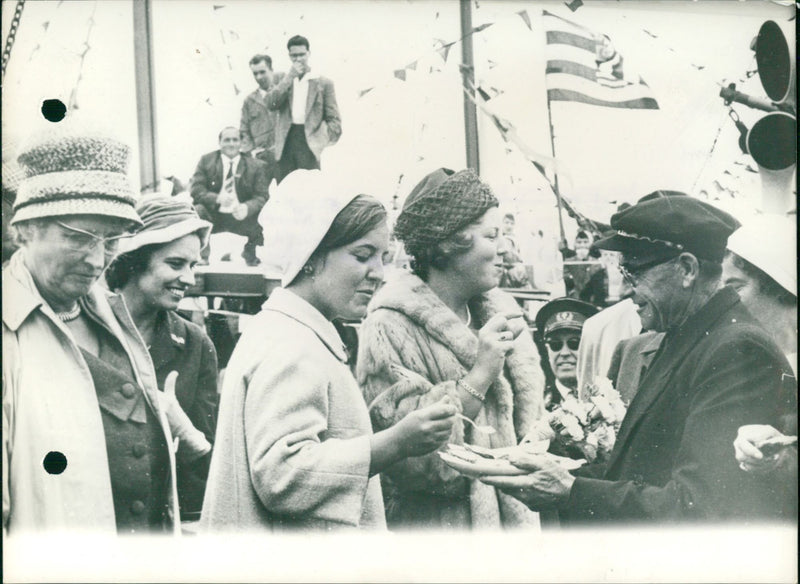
xmin=459 ymin=0 xmax=480 ymax=172
xmin=133 ymin=0 xmax=159 ymax=190
xmin=546 ymin=97 xmax=567 ymax=247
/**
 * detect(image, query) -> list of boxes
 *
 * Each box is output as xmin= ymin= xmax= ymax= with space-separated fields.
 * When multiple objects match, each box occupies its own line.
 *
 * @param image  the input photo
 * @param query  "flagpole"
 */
xmin=546 ymin=77 xmax=568 ymax=250
xmin=459 ymin=0 xmax=480 ymax=172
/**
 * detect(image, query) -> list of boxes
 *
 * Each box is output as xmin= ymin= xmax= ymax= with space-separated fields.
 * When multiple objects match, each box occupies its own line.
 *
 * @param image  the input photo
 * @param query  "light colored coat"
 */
xmin=201 ymin=288 xmax=385 ymax=532
xmin=356 ymin=271 xmax=544 ymax=529
xmin=2 ymin=251 xmax=179 ymax=535
xmin=265 ymin=72 xmax=342 ymax=162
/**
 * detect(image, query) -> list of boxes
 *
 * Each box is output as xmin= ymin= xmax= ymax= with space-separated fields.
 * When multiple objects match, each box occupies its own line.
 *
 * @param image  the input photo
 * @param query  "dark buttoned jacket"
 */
xmin=190 ymin=151 xmax=270 ymax=218
xmin=149 ymin=311 xmax=219 ymax=519
xmin=562 ymin=287 xmax=796 ymax=524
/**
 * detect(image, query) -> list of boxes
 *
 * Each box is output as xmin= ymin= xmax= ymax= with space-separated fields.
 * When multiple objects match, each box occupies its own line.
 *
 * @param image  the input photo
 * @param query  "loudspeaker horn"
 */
xmin=746 ymin=111 xmax=797 ymax=214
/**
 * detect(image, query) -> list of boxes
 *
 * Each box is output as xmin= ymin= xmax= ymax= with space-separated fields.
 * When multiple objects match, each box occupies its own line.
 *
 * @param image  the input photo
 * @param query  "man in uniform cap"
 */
xmin=481 ymin=191 xmax=795 ymax=524
xmin=534 ymin=298 xmax=598 ymax=408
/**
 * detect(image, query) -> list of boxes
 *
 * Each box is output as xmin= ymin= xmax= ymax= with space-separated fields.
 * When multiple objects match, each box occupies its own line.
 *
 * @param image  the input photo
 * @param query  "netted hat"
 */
xmin=11 ymin=122 xmax=141 ymax=226
xmin=394 ymin=168 xmax=498 ymax=257
xmin=118 ymin=194 xmax=212 ymax=255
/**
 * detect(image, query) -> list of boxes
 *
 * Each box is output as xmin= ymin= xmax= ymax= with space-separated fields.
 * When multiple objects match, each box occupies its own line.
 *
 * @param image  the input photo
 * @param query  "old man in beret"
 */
xmin=481 ymin=191 xmax=796 ymax=524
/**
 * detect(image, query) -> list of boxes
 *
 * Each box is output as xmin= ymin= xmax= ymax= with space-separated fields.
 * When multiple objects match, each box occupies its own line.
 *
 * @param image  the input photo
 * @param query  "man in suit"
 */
xmin=191 ymin=127 xmax=269 ymax=266
xmin=481 ymin=191 xmax=796 ymax=524
xmin=266 ymin=35 xmax=341 ymax=183
xmin=240 ymin=54 xmax=278 ymax=169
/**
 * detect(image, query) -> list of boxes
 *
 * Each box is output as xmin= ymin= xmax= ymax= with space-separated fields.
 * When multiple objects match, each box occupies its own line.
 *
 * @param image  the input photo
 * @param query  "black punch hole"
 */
xmin=41 ymin=99 xmax=67 ymax=123
xmin=43 ymin=451 xmax=68 ymax=475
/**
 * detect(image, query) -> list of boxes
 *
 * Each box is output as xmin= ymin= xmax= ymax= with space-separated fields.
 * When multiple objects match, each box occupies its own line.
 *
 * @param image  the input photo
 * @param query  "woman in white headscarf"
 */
xmin=201 ymin=170 xmax=457 ymax=531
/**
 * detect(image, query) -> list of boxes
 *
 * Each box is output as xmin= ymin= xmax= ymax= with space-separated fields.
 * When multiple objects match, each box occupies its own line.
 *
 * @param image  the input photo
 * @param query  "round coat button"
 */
xmin=120 ymin=383 xmax=137 ymax=398
xmin=132 ymin=443 xmax=147 ymax=458
xmin=130 ymin=500 xmax=146 ymax=515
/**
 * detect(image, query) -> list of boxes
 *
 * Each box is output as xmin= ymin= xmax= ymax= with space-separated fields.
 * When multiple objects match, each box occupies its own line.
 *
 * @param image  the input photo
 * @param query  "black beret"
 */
xmin=594 ymin=191 xmax=740 ymax=266
xmin=534 ymin=297 xmax=599 ymax=338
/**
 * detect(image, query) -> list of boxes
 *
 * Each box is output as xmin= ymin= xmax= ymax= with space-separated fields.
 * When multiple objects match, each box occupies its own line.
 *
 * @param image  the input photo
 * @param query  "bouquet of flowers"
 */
xmin=531 ymin=377 xmax=627 ymax=463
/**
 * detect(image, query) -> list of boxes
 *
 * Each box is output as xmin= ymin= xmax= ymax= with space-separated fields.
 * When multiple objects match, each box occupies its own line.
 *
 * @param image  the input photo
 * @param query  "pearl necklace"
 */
xmin=56 ymin=304 xmax=82 ymax=322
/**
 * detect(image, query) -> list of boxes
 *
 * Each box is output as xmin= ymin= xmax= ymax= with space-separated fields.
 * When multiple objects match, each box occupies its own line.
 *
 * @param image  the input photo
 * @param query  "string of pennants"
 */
xmin=353 ymin=3 xmax=778 ymax=101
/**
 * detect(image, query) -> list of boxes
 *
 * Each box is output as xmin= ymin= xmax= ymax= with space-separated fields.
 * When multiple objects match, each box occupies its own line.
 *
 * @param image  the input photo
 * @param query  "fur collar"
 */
xmin=369 ymin=270 xmax=544 ymax=437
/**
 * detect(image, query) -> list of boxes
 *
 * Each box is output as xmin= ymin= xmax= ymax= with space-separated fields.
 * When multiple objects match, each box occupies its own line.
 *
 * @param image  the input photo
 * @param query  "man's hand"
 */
xmin=479 ymin=453 xmax=575 ymax=510
xmin=232 ymin=203 xmax=248 ymax=221
xmin=734 ymin=425 xmax=797 ymax=474
xmin=289 ymin=60 xmax=307 ymax=78
xmin=216 ymin=191 xmax=237 ymax=213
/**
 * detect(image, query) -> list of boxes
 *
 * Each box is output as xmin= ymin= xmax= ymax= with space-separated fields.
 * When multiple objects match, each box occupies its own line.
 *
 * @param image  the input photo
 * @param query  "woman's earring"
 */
xmin=302 ymin=264 xmax=315 ymax=279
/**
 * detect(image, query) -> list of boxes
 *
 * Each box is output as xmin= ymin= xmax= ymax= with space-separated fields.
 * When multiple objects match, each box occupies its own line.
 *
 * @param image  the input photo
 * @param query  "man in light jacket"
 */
xmin=266 ymin=35 xmax=342 ymax=183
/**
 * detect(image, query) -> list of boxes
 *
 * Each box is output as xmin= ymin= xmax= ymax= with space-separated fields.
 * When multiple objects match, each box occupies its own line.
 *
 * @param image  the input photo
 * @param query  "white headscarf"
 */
xmin=258 ymin=169 xmax=361 ymax=287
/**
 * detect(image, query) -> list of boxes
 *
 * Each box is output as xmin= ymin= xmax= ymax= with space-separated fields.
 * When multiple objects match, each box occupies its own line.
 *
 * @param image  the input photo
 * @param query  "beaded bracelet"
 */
xmin=457 ymin=378 xmax=485 ymax=402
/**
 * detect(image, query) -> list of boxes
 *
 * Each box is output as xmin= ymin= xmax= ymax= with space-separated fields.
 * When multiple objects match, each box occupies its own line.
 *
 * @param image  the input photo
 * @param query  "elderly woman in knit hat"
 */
xmin=2 ymin=123 xmax=180 ymax=535
xmin=356 ymin=168 xmax=545 ymax=530
xmin=201 ymin=170 xmax=456 ymax=531
xmin=105 ymin=195 xmax=218 ymax=522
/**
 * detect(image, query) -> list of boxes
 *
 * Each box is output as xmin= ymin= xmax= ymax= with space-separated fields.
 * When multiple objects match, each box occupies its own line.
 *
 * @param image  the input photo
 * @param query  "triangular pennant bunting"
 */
xmin=517 ymin=10 xmax=532 ymax=31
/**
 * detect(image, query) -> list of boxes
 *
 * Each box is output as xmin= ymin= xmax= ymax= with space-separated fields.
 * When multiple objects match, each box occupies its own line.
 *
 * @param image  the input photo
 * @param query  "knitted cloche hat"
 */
xmin=393 ymin=168 xmax=499 ymax=258
xmin=11 ymin=122 xmax=141 ymax=226
xmin=117 ymin=194 xmax=213 ymax=255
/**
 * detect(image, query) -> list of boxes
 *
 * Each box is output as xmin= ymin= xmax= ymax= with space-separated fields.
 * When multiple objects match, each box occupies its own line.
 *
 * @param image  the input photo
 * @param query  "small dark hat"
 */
xmin=393 ymin=168 xmax=499 ymax=256
xmin=594 ymin=190 xmax=740 ymax=267
xmin=535 ymin=297 xmax=599 ymax=338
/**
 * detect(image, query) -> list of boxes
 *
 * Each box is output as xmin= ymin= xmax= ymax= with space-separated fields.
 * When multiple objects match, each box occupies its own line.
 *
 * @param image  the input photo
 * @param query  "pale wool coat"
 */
xmin=201 ymin=288 xmax=385 ymax=532
xmin=2 ymin=251 xmax=179 ymax=535
xmin=357 ymin=271 xmax=545 ymax=530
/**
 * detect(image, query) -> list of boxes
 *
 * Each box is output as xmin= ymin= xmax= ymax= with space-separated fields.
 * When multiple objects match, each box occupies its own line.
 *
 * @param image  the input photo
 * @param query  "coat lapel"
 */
xmin=214 ymin=152 xmax=224 ymax=184
xmin=305 ymin=78 xmax=320 ymax=116
xmin=149 ymin=312 xmax=186 ymax=380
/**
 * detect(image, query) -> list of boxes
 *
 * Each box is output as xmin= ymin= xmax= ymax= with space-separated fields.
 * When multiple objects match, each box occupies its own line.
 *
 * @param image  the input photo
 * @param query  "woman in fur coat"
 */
xmin=357 ymin=168 xmax=545 ymax=530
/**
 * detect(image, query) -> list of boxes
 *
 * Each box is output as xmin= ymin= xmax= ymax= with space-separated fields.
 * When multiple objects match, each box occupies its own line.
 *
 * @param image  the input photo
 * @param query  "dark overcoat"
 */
xmin=562 ymin=287 xmax=796 ymax=523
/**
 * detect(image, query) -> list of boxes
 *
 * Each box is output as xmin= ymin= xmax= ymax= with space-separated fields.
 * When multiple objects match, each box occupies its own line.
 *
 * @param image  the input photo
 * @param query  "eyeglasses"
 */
xmin=56 ymin=221 xmax=130 ymax=256
xmin=618 ymin=257 xmax=673 ymax=287
xmin=546 ymin=337 xmax=580 ymax=352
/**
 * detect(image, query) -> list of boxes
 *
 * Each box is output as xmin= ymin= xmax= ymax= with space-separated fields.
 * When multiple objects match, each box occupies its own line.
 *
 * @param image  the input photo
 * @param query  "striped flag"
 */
xmin=544 ymin=10 xmax=659 ymax=110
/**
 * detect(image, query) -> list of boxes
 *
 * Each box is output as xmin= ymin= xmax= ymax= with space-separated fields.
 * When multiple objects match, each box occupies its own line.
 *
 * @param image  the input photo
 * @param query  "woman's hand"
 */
xmin=470 ymin=313 xmax=518 ymax=386
xmin=159 ymin=371 xmax=211 ymax=460
xmin=370 ymin=396 xmax=458 ymax=474
xmin=395 ymin=396 xmax=458 ymax=458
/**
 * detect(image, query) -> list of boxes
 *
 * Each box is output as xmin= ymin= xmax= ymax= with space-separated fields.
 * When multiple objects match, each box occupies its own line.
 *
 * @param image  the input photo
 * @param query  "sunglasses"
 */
xmin=546 ymin=337 xmax=580 ymax=352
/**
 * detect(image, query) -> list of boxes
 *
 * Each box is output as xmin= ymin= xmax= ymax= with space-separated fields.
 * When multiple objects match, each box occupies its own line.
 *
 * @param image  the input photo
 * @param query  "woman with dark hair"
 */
xmin=357 ymin=168 xmax=545 ymax=530
xmin=201 ymin=170 xmax=456 ymax=531
xmin=105 ymin=195 xmax=219 ymax=522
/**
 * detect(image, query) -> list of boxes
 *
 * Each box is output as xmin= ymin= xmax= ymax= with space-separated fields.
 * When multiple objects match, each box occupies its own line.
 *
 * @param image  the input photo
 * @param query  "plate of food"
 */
xmin=438 ymin=442 xmax=586 ymax=478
